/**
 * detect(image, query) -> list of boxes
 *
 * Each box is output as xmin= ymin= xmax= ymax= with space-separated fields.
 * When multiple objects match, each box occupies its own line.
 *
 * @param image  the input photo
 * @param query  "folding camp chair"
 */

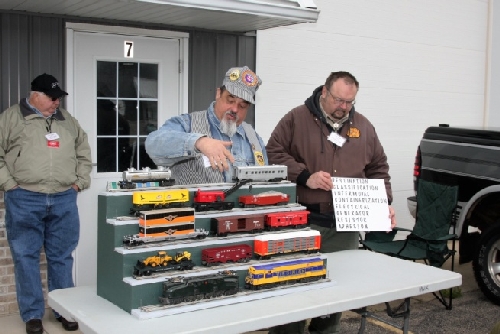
xmin=356 ymin=180 xmax=459 ymax=332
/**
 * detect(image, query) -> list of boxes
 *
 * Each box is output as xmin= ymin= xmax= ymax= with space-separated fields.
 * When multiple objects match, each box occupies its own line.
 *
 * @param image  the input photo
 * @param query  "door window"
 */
xmin=96 ymin=60 xmax=158 ymax=172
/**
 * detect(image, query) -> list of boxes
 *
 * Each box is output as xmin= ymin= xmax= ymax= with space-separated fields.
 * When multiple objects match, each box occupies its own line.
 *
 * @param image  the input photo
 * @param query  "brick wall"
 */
xmin=0 ymin=191 xmax=49 ymax=316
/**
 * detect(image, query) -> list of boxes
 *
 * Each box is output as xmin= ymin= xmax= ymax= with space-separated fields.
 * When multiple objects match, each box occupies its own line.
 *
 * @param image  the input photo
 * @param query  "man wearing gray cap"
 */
xmin=146 ymin=66 xmax=267 ymax=184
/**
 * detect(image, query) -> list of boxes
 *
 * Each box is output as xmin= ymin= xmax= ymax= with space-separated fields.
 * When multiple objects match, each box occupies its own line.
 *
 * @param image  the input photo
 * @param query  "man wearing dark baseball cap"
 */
xmin=31 ymin=73 xmax=69 ymax=100
xmin=0 ymin=73 xmax=91 ymax=334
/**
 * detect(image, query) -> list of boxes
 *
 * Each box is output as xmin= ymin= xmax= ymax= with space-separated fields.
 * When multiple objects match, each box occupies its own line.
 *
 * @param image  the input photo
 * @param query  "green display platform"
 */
xmin=97 ymin=182 xmax=307 ymax=313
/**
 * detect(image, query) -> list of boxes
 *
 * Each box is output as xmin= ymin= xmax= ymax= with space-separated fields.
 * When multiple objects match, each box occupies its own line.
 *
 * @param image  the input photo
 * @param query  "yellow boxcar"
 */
xmin=132 ymin=189 xmax=189 ymax=211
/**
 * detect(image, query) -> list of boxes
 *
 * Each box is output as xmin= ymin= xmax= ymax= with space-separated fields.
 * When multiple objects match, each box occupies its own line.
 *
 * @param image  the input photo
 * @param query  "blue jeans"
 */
xmin=5 ymin=188 xmax=79 ymax=322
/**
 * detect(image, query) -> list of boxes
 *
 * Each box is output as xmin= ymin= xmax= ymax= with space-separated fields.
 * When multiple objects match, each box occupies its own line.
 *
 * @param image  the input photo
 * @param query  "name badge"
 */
xmin=327 ymin=132 xmax=346 ymax=147
xmin=45 ymin=133 xmax=60 ymax=140
xmin=254 ymin=151 xmax=265 ymax=166
xmin=202 ymin=155 xmax=211 ymax=168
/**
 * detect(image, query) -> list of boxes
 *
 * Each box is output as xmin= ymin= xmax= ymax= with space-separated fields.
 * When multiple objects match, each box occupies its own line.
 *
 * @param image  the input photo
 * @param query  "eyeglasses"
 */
xmin=326 ymin=90 xmax=355 ymax=106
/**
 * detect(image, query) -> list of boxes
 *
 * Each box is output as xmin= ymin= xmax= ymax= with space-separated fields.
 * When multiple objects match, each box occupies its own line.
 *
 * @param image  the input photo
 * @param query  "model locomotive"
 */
xmin=159 ymin=270 xmax=239 ymax=305
xmin=245 ymin=257 xmax=326 ymax=290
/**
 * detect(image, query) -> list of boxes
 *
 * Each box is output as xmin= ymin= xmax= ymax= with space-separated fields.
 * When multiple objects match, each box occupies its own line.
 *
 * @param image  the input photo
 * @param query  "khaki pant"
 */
xmin=268 ymin=224 xmax=359 ymax=334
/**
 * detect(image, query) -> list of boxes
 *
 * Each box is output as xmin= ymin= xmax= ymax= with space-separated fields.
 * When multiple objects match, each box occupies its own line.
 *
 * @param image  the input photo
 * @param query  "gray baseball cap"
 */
xmin=222 ymin=66 xmax=262 ymax=104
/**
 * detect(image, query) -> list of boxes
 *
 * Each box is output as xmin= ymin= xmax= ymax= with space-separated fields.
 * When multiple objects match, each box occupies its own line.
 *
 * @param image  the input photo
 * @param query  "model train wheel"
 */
xmin=195 ymin=294 xmax=203 ymax=300
xmin=162 ymin=261 xmax=167 ymax=266
xmin=151 ymin=263 xmax=156 ymax=267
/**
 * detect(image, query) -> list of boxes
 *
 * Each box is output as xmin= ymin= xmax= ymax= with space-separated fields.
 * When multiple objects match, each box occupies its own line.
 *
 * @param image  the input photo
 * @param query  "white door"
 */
xmin=67 ymin=26 xmax=186 ymax=286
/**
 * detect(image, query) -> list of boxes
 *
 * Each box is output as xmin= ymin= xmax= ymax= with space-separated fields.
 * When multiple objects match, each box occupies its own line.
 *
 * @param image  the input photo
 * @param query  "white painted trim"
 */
xmin=135 ymin=0 xmax=319 ymax=22
xmin=65 ymin=22 xmax=189 ymax=39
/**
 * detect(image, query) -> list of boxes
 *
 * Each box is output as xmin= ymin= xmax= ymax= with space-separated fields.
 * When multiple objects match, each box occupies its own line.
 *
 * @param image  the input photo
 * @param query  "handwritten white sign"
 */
xmin=332 ymin=177 xmax=390 ymax=231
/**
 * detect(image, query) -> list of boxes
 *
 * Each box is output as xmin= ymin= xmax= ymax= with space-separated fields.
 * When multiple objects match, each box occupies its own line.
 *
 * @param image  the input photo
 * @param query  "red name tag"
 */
xmin=47 ymin=140 xmax=60 ymax=148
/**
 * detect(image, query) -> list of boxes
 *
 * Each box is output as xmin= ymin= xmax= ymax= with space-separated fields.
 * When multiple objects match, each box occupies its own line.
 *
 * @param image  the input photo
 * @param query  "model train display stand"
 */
xmin=97 ymin=166 xmax=334 ymax=318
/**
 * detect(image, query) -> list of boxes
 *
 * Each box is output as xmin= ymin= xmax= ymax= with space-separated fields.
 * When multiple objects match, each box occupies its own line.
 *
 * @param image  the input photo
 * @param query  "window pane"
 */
xmin=97 ymin=138 xmax=117 ymax=172
xmin=137 ymin=137 xmax=156 ymax=169
xmin=139 ymin=101 xmax=158 ymax=135
xmin=122 ymin=100 xmax=138 ymax=136
xmin=139 ymin=63 xmax=158 ymax=98
xmin=119 ymin=62 xmax=138 ymax=98
xmin=97 ymin=61 xmax=117 ymax=97
xmin=97 ymin=99 xmax=117 ymax=136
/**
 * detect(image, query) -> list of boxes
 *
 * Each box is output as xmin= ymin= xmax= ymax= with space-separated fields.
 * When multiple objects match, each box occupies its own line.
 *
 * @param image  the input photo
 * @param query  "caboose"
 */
xmin=265 ymin=210 xmax=309 ymax=230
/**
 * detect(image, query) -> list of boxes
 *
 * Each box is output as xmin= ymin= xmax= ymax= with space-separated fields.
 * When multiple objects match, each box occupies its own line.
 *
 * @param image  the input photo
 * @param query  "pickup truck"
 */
xmin=408 ymin=125 xmax=500 ymax=305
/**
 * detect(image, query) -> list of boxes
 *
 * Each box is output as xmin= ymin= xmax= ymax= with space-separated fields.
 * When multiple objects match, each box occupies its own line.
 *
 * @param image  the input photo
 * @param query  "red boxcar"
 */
xmin=201 ymin=244 xmax=253 ymax=266
xmin=239 ymin=191 xmax=289 ymax=208
xmin=265 ymin=210 xmax=309 ymax=230
xmin=254 ymin=230 xmax=321 ymax=259
xmin=211 ymin=213 xmax=265 ymax=236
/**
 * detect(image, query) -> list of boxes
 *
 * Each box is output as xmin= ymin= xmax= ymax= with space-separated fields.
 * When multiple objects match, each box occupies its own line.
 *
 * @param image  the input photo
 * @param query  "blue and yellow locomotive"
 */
xmin=245 ymin=257 xmax=326 ymax=289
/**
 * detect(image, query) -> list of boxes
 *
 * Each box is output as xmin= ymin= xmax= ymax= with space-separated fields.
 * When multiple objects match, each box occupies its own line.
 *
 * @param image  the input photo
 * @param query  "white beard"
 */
xmin=220 ymin=112 xmax=238 ymax=137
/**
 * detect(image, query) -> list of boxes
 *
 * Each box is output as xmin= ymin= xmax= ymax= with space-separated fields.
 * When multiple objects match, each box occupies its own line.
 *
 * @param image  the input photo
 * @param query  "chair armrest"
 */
xmin=407 ymin=234 xmax=458 ymax=243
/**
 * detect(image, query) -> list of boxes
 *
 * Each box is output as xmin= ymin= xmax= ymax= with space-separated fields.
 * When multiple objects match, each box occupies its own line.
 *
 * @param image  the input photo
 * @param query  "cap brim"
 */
xmin=46 ymin=89 xmax=68 ymax=98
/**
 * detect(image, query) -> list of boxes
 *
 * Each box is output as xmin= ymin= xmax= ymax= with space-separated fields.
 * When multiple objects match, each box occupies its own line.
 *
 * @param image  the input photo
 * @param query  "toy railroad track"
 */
xmin=138 ymin=278 xmax=331 ymax=312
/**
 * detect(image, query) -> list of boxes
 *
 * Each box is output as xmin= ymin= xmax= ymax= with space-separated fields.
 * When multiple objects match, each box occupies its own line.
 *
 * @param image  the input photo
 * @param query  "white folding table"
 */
xmin=49 ymin=250 xmax=462 ymax=334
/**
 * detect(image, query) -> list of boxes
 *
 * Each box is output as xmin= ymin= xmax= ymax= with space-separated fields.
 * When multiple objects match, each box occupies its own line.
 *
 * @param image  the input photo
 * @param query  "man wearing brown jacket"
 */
xmin=266 ymin=71 xmax=396 ymax=334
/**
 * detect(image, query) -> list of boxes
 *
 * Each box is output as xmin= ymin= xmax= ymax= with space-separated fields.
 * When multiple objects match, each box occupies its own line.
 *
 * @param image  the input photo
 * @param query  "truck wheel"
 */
xmin=473 ymin=224 xmax=500 ymax=305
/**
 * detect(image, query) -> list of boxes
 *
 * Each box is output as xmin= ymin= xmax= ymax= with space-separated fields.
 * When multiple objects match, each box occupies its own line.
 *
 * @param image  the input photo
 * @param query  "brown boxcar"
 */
xmin=211 ymin=213 xmax=265 ymax=237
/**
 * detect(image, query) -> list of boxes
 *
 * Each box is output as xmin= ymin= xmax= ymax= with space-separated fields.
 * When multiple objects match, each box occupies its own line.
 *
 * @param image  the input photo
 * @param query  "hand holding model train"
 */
xmin=195 ymin=137 xmax=235 ymax=172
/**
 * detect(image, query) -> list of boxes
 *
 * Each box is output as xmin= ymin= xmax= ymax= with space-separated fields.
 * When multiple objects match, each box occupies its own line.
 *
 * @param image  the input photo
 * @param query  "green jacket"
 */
xmin=0 ymin=99 xmax=92 ymax=193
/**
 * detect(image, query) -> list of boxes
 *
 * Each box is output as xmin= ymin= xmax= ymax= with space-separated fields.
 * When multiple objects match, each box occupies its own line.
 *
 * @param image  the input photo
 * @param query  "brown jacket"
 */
xmin=266 ymin=87 xmax=392 ymax=220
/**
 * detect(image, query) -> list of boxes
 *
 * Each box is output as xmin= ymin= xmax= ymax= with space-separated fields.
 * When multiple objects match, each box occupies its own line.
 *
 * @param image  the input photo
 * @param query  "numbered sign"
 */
xmin=124 ymin=41 xmax=134 ymax=58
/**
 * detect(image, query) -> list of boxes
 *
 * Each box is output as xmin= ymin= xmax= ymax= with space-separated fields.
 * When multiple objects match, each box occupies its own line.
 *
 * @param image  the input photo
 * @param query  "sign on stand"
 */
xmin=331 ymin=177 xmax=390 ymax=231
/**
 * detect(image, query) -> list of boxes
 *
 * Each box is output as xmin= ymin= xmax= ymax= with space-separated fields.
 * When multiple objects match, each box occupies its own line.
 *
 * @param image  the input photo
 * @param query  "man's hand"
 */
xmin=388 ymin=205 xmax=397 ymax=229
xmin=195 ymin=137 xmax=235 ymax=172
xmin=306 ymin=171 xmax=333 ymax=191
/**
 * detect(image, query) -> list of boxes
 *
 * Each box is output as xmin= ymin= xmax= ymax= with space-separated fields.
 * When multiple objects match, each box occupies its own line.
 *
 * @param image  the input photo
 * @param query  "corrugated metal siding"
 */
xmin=0 ymin=12 xmax=257 ymax=127
xmin=0 ymin=13 xmax=65 ymax=111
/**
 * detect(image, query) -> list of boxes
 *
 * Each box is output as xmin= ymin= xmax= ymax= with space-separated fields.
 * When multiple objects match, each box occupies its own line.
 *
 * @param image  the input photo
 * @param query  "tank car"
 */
xmin=232 ymin=165 xmax=288 ymax=182
xmin=119 ymin=166 xmax=175 ymax=189
xmin=245 ymin=257 xmax=326 ymax=290
xmin=159 ymin=271 xmax=239 ymax=305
